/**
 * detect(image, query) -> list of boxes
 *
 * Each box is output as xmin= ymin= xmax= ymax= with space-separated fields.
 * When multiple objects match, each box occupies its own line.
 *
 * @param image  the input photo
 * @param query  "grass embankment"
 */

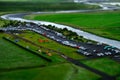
xmin=82 ymin=58 xmax=120 ymax=76
xmin=25 ymin=11 xmax=120 ymax=41
xmin=0 ymin=0 xmax=72 ymax=2
xmin=0 ymin=1 xmax=100 ymax=12
xmin=0 ymin=63 xmax=100 ymax=80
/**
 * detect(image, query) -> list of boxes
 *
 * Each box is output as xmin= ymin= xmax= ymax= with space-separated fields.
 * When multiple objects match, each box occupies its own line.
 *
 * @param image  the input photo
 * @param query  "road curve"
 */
xmin=1 ymin=11 xmax=120 ymax=49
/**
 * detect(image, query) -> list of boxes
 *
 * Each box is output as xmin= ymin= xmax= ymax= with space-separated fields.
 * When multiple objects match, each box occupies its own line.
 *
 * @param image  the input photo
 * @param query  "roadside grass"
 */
xmin=82 ymin=58 xmax=120 ymax=76
xmin=18 ymin=31 xmax=85 ymax=59
xmin=0 ymin=63 xmax=100 ymax=80
xmin=25 ymin=11 xmax=120 ymax=41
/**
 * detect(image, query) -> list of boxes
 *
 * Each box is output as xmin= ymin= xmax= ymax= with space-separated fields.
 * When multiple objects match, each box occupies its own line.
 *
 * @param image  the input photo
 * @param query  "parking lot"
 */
xmin=1 ymin=22 xmax=120 ymax=58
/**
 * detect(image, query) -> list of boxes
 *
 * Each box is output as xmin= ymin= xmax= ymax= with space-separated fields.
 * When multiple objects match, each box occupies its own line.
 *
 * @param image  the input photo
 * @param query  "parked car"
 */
xmin=79 ymin=46 xmax=87 ymax=51
xmin=62 ymin=41 xmax=70 ymax=45
xmin=114 ymin=49 xmax=120 ymax=54
xmin=97 ymin=53 xmax=104 ymax=56
xmin=104 ymin=52 xmax=112 ymax=55
xmin=77 ymin=49 xmax=91 ymax=56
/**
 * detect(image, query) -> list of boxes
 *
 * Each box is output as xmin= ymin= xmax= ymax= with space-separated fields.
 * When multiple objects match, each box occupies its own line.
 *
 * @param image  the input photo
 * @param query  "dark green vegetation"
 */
xmin=25 ymin=11 xmax=120 ymax=41
xmin=42 ymin=24 xmax=95 ymax=43
xmin=0 ymin=1 xmax=100 ymax=12
xmin=0 ymin=18 xmax=25 ymax=28
xmin=0 ymin=63 xmax=100 ymax=80
xmin=0 ymin=0 xmax=73 ymax=2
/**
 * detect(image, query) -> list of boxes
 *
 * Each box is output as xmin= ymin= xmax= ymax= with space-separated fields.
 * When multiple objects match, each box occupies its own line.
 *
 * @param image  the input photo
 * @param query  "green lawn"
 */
xmin=82 ymin=58 xmax=120 ymax=76
xmin=25 ymin=11 xmax=120 ymax=40
xmin=0 ymin=63 xmax=100 ymax=80
xmin=0 ymin=36 xmax=48 ymax=69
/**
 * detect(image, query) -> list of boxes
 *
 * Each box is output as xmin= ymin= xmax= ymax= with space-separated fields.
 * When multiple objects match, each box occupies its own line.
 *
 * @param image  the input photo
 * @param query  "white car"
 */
xmin=62 ymin=41 xmax=70 ymax=45
xmin=51 ymin=36 xmax=55 ymax=39
xmin=79 ymin=46 xmax=87 ymax=51
xmin=114 ymin=49 xmax=120 ymax=54
xmin=70 ymin=43 xmax=77 ymax=47
xmin=104 ymin=52 xmax=112 ymax=55
xmin=97 ymin=53 xmax=104 ymax=56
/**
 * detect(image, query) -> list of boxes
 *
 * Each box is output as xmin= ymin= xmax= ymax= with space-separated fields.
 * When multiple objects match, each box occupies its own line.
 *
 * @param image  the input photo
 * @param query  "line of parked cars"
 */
xmin=77 ymin=45 xmax=120 ymax=57
xmin=2 ymin=23 xmax=120 ymax=58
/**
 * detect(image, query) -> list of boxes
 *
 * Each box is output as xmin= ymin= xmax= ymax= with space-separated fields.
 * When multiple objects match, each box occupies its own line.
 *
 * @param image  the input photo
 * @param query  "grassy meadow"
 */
xmin=82 ymin=58 xmax=120 ymax=76
xmin=25 ymin=11 xmax=120 ymax=41
xmin=15 ymin=31 xmax=85 ymax=59
xmin=0 ymin=37 xmax=48 ymax=69
xmin=0 ymin=31 xmax=100 ymax=80
xmin=0 ymin=63 xmax=100 ymax=80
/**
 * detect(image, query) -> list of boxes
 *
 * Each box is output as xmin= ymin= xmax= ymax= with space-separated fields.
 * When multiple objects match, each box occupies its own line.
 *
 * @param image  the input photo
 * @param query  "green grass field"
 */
xmin=82 ymin=58 xmax=120 ymax=76
xmin=0 ymin=63 xmax=100 ymax=80
xmin=0 ymin=0 xmax=73 ymax=2
xmin=0 ymin=32 xmax=101 ymax=80
xmin=25 ymin=11 xmax=120 ymax=41
xmin=0 ymin=34 xmax=48 ymax=69
xmin=4 ymin=33 xmax=66 ymax=63
xmin=17 ymin=31 xmax=85 ymax=59
xmin=0 ymin=10 xmax=99 ymax=79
